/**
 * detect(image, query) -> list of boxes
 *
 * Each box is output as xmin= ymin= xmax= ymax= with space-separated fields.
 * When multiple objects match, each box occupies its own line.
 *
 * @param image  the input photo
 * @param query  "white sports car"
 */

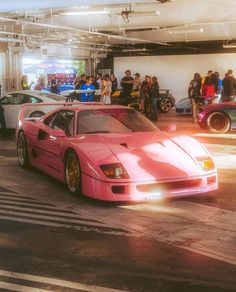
xmin=0 ymin=90 xmax=64 ymax=129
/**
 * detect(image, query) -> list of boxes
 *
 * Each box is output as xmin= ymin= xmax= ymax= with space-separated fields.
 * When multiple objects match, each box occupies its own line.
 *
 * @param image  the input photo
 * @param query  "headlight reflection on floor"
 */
xmin=120 ymin=203 xmax=183 ymax=214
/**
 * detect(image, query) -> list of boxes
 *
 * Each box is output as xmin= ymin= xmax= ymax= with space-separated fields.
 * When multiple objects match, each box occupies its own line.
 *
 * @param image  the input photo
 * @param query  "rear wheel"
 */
xmin=159 ymin=97 xmax=172 ymax=112
xmin=65 ymin=151 xmax=82 ymax=194
xmin=17 ymin=131 xmax=29 ymax=167
xmin=206 ymin=111 xmax=230 ymax=133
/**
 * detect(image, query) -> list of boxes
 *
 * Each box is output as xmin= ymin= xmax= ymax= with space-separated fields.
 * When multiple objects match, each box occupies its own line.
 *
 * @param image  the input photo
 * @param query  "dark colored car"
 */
xmin=198 ymin=102 xmax=236 ymax=133
xmin=111 ymin=89 xmax=175 ymax=113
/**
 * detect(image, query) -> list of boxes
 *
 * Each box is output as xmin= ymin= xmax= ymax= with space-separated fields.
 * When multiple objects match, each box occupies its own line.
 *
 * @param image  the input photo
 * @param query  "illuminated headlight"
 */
xmin=196 ymin=156 xmax=215 ymax=171
xmin=100 ymin=163 xmax=129 ymax=179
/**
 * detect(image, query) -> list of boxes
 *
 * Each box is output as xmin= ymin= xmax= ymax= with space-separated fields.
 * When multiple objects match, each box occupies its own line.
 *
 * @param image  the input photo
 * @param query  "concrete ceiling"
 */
xmin=0 ymin=0 xmax=236 ymax=56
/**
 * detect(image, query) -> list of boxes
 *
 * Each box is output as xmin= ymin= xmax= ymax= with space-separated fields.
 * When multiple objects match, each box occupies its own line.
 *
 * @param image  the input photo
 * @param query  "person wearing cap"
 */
xmin=133 ymin=72 xmax=141 ymax=90
xmin=222 ymin=69 xmax=236 ymax=101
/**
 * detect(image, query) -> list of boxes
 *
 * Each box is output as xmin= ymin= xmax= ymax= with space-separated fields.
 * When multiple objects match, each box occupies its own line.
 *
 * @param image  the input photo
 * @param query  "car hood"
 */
xmin=78 ymin=132 xmax=207 ymax=181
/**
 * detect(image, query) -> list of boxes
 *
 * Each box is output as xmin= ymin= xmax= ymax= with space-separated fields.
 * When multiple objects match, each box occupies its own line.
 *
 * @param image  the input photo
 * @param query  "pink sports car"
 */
xmin=17 ymin=103 xmax=218 ymax=201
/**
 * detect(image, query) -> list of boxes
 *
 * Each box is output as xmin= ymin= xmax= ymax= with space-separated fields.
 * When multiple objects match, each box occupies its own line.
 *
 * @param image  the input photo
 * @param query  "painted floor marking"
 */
xmin=0 ymin=281 xmax=50 ymax=292
xmin=0 ymin=190 xmax=130 ymax=236
xmin=0 ymin=269 xmax=127 ymax=292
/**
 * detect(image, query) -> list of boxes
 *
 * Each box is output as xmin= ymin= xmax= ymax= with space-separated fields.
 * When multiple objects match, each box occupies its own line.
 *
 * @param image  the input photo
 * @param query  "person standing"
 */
xmin=110 ymin=74 xmax=118 ymax=92
xmin=80 ymin=76 xmax=96 ymax=102
xmin=188 ymin=73 xmax=202 ymax=123
xmin=21 ymin=75 xmax=33 ymax=90
xmin=202 ymin=76 xmax=215 ymax=97
xmin=150 ymin=76 xmax=159 ymax=121
xmin=120 ymin=69 xmax=134 ymax=93
xmin=50 ymin=76 xmax=58 ymax=94
xmin=133 ymin=73 xmax=141 ymax=90
xmin=96 ymin=73 xmax=102 ymax=89
xmin=100 ymin=77 xmax=111 ymax=104
xmin=222 ymin=69 xmax=236 ymax=101
xmin=0 ymin=105 xmax=6 ymax=133
xmin=139 ymin=75 xmax=152 ymax=114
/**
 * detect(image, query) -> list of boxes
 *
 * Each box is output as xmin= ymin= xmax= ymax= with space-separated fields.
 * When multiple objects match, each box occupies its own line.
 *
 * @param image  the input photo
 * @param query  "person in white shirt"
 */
xmin=100 ymin=77 xmax=111 ymax=104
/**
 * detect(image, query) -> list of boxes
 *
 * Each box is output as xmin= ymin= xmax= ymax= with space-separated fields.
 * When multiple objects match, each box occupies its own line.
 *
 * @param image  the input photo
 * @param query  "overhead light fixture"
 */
xmin=223 ymin=40 xmax=236 ymax=49
xmin=122 ymin=48 xmax=148 ymax=52
xmin=61 ymin=10 xmax=109 ymax=16
xmin=169 ymin=28 xmax=204 ymax=34
xmin=155 ymin=11 xmax=161 ymax=15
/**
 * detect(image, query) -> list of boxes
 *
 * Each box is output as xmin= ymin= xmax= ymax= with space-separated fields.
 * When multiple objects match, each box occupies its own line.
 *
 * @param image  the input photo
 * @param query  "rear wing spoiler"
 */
xmin=61 ymin=89 xmax=101 ymax=96
xmin=17 ymin=101 xmax=104 ymax=126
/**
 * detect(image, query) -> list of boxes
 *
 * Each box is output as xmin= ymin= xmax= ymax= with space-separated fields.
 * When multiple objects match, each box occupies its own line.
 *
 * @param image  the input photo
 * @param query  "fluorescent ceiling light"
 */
xmin=61 ymin=10 xmax=109 ymax=16
xmin=122 ymin=48 xmax=148 ymax=52
xmin=223 ymin=44 xmax=236 ymax=48
xmin=169 ymin=28 xmax=204 ymax=34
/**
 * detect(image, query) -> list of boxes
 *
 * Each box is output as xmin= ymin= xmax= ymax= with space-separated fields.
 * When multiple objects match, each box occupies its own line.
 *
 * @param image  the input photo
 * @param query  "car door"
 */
xmin=35 ymin=110 xmax=75 ymax=180
xmin=0 ymin=93 xmax=21 ymax=128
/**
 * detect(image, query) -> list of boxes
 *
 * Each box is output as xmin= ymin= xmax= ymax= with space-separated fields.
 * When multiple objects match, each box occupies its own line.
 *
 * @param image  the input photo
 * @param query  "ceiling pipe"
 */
xmin=0 ymin=0 xmax=154 ymax=11
xmin=0 ymin=16 xmax=171 ymax=46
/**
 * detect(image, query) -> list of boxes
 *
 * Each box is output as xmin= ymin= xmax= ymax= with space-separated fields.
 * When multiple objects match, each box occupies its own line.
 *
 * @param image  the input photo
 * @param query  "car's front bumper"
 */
xmin=82 ymin=172 xmax=218 ymax=201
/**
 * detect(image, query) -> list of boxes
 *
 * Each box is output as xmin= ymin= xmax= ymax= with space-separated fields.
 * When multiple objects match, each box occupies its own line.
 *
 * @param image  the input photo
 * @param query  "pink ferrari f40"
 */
xmin=16 ymin=102 xmax=218 ymax=201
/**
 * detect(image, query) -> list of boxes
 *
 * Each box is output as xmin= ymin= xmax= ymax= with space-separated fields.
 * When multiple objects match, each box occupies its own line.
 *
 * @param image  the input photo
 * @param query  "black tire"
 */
xmin=65 ymin=151 xmax=82 ymax=195
xmin=29 ymin=111 xmax=45 ymax=118
xmin=206 ymin=111 xmax=230 ymax=133
xmin=159 ymin=97 xmax=173 ymax=113
xmin=17 ymin=131 xmax=30 ymax=168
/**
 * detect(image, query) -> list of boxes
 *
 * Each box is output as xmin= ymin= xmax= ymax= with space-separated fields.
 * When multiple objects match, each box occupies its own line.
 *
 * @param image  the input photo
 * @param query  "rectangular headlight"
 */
xmin=196 ymin=156 xmax=215 ymax=171
xmin=100 ymin=163 xmax=129 ymax=179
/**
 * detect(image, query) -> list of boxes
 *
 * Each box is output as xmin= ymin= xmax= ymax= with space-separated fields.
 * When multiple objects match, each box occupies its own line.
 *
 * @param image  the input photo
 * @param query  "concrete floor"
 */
xmin=0 ymin=111 xmax=236 ymax=291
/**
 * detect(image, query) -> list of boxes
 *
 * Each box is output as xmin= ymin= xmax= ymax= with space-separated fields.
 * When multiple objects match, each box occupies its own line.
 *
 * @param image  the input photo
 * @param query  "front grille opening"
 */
xmin=112 ymin=186 xmax=125 ymax=194
xmin=137 ymin=179 xmax=202 ymax=193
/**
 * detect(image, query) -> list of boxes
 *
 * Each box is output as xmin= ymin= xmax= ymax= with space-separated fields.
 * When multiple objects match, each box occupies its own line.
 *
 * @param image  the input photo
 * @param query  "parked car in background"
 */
xmin=0 ymin=90 xmax=65 ymax=129
xmin=111 ymin=89 xmax=175 ymax=113
xmin=175 ymin=97 xmax=192 ymax=114
xmin=176 ymin=95 xmax=222 ymax=115
xmin=17 ymin=102 xmax=218 ymax=201
xmin=198 ymin=102 xmax=236 ymax=133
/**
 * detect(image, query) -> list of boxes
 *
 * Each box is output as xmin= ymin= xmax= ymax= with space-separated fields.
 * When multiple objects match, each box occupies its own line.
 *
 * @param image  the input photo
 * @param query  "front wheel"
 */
xmin=206 ymin=111 xmax=230 ymax=133
xmin=65 ymin=151 xmax=82 ymax=194
xmin=159 ymin=97 xmax=173 ymax=112
xmin=17 ymin=131 xmax=29 ymax=168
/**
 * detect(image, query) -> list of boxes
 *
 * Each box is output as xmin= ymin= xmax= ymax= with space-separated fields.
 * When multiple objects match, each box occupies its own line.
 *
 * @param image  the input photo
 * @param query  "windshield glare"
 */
xmin=77 ymin=108 xmax=159 ymax=134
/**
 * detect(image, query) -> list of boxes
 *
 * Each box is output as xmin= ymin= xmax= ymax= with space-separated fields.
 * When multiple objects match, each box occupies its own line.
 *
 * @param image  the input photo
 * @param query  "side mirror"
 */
xmin=52 ymin=129 xmax=66 ymax=138
xmin=167 ymin=123 xmax=176 ymax=133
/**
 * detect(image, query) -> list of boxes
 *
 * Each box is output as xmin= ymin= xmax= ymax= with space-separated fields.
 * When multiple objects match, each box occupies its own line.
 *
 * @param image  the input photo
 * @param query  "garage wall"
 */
xmin=114 ymin=53 xmax=236 ymax=102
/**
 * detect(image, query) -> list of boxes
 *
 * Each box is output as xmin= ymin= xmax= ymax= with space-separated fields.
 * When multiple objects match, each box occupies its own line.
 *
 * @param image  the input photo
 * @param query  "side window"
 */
xmin=29 ymin=96 xmax=42 ymax=103
xmin=19 ymin=94 xmax=29 ymax=104
xmin=44 ymin=112 xmax=58 ymax=126
xmin=49 ymin=110 xmax=75 ymax=136
xmin=0 ymin=94 xmax=19 ymax=105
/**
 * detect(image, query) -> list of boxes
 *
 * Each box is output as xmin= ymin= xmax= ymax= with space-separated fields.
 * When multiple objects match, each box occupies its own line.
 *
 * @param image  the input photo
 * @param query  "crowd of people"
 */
xmin=17 ymin=67 xmax=236 ymax=125
xmin=188 ymin=69 xmax=236 ymax=122
xmin=19 ymin=70 xmax=161 ymax=120
xmin=120 ymin=69 xmax=160 ymax=121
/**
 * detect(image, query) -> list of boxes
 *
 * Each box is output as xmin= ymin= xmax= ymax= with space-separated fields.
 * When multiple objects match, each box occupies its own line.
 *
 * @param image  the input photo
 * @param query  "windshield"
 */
xmin=77 ymin=108 xmax=159 ymax=134
xmin=37 ymin=92 xmax=65 ymax=101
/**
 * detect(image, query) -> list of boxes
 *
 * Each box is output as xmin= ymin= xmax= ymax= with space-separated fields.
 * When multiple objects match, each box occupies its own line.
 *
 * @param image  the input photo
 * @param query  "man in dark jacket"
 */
xmin=0 ymin=105 xmax=6 ymax=132
xmin=222 ymin=69 xmax=236 ymax=101
xmin=150 ymin=76 xmax=160 ymax=121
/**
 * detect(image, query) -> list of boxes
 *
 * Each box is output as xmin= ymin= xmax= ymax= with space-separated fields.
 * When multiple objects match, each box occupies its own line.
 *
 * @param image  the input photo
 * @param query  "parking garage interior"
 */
xmin=0 ymin=1 xmax=236 ymax=291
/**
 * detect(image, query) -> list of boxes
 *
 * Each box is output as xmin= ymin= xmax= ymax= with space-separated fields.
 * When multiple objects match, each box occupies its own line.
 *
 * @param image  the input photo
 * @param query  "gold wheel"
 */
xmin=65 ymin=152 xmax=81 ymax=193
xmin=17 ymin=132 xmax=29 ymax=167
